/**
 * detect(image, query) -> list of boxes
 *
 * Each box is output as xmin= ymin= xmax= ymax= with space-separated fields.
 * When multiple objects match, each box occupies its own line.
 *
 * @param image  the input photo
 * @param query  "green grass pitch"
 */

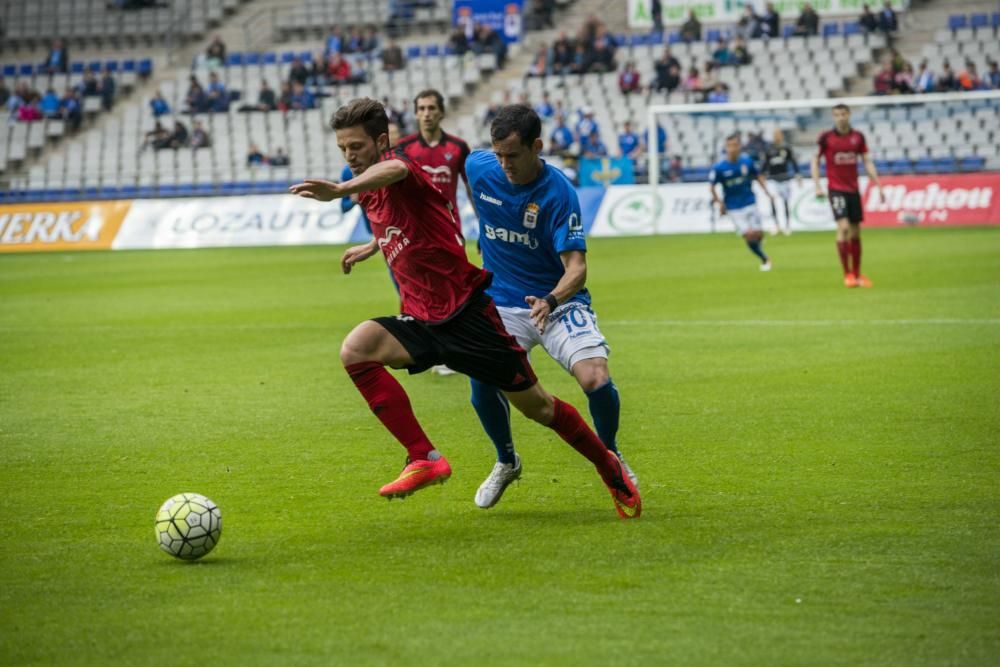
xmin=1 ymin=227 xmax=998 ymax=666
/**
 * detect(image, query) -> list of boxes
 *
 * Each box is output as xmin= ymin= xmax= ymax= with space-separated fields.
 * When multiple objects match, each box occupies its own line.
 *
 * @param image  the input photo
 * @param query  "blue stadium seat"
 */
xmin=425 ymin=44 xmax=440 ymax=57
xmin=933 ymin=157 xmax=957 ymax=172
xmin=138 ymin=59 xmax=152 ymax=76
xmin=280 ymin=51 xmax=296 ymax=63
xmin=119 ymin=185 xmax=139 ymax=198
xmin=874 ymin=159 xmax=891 ymax=173
xmin=88 ymin=61 xmax=102 ymax=72
xmin=105 ymin=60 xmax=119 ymax=73
xmin=823 ymin=23 xmax=840 ymax=38
xmin=262 ymin=52 xmax=277 ymax=65
xmin=122 ymin=60 xmax=135 ymax=73
xmin=443 ymin=46 xmax=456 ymax=55
xmin=298 ymin=51 xmax=312 ymax=62
xmin=83 ymin=186 xmax=100 ymax=199
xmin=71 ymin=62 xmax=85 ymax=74
xmin=193 ymin=183 xmax=215 ymax=195
xmin=227 ymin=53 xmax=243 ymax=66
xmin=667 ymin=31 xmax=682 ymax=44
xmin=137 ymin=185 xmax=155 ymax=198
xmin=947 ymin=15 xmax=967 ymax=30
xmin=158 ymin=184 xmax=181 ymax=197
xmin=914 ymin=158 xmax=936 ymax=173
xmin=3 ymin=64 xmax=16 ymax=77
xmin=650 ymin=31 xmax=665 ymax=45
xmin=889 ymin=159 xmax=910 ymax=174
xmin=959 ymin=156 xmax=985 ymax=171
xmin=970 ymin=13 xmax=988 ymax=29
xmin=19 ymin=64 xmax=34 ymax=76
xmin=993 ymin=12 xmax=1000 ymax=28
xmin=99 ymin=186 xmax=121 ymax=199
xmin=245 ymin=53 xmax=260 ymax=66
xmin=706 ymin=28 xmax=722 ymax=43
xmin=843 ymin=21 xmax=860 ymax=36
xmin=782 ymin=24 xmax=795 ymax=38
xmin=406 ymin=45 xmax=422 ymax=58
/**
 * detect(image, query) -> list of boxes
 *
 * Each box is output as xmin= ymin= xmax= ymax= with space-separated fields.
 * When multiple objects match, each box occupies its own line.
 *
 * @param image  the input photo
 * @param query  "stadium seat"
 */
xmin=262 ymin=52 xmax=277 ymax=65
xmin=782 ymin=25 xmax=795 ymax=38
xmin=138 ymin=59 xmax=153 ymax=77
xmin=823 ymin=23 xmax=840 ymax=38
xmin=970 ymin=14 xmax=988 ymax=30
xmin=227 ymin=53 xmax=243 ymax=66
xmin=914 ymin=158 xmax=936 ymax=174
xmin=947 ymin=15 xmax=967 ymax=31
xmin=667 ymin=31 xmax=682 ymax=44
xmin=934 ymin=157 xmax=957 ymax=172
xmin=2 ymin=65 xmax=16 ymax=77
xmin=245 ymin=53 xmax=261 ymax=66
xmin=960 ymin=156 xmax=986 ymax=171
xmin=843 ymin=22 xmax=861 ymax=36
xmin=71 ymin=62 xmax=85 ymax=74
xmin=19 ymin=64 xmax=34 ymax=77
xmin=993 ymin=12 xmax=1000 ymax=28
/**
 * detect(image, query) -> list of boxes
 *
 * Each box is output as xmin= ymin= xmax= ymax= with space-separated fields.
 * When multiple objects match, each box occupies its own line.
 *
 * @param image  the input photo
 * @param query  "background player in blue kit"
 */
xmin=710 ymin=134 xmax=776 ymax=271
xmin=465 ymin=104 xmax=637 ymax=509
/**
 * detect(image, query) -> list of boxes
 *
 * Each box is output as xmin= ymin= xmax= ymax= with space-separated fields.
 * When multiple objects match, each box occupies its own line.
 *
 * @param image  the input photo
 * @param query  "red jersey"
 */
xmin=395 ymin=131 xmax=470 ymax=229
xmin=817 ymin=127 xmax=868 ymax=193
xmin=359 ymin=154 xmax=488 ymax=324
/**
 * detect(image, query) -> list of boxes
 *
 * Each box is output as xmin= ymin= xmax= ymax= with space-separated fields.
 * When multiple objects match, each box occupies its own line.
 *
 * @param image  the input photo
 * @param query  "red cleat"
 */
xmin=855 ymin=274 xmax=873 ymax=288
xmin=844 ymin=273 xmax=858 ymax=288
xmin=379 ymin=453 xmax=452 ymax=499
xmin=603 ymin=451 xmax=642 ymax=519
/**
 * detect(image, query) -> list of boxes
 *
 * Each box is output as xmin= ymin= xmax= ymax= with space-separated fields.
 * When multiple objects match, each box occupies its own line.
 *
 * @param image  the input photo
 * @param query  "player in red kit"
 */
xmin=396 ymin=89 xmax=472 ymax=376
xmin=811 ymin=104 xmax=885 ymax=288
xmin=288 ymin=98 xmax=640 ymax=519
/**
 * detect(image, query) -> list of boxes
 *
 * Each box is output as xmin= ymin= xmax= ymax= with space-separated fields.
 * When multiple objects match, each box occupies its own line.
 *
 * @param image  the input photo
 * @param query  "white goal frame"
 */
xmin=647 ymin=89 xmax=1000 ymax=187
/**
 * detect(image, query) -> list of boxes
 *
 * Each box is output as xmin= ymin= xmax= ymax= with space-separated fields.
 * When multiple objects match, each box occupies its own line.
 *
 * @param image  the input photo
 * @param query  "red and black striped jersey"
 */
xmin=395 ymin=131 xmax=471 ymax=227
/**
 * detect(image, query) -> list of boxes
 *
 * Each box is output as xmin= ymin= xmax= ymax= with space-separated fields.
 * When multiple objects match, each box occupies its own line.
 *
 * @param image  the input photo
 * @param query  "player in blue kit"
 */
xmin=710 ymin=133 xmax=776 ymax=271
xmin=464 ymin=104 xmax=637 ymax=509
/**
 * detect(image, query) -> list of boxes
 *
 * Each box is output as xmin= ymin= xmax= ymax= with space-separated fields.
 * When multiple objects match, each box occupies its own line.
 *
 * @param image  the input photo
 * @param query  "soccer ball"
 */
xmin=898 ymin=210 xmax=922 ymax=225
xmin=155 ymin=493 xmax=222 ymax=560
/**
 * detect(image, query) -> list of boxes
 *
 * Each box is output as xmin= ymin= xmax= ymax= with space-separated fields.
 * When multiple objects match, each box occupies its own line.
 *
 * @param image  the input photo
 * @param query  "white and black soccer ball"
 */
xmin=155 ymin=493 xmax=222 ymax=560
xmin=898 ymin=210 xmax=922 ymax=225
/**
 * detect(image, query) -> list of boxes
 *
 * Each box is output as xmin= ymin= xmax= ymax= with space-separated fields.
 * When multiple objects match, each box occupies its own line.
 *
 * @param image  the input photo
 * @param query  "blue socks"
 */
xmin=470 ymin=378 xmax=516 ymax=464
xmin=586 ymin=380 xmax=620 ymax=455
xmin=746 ymin=238 xmax=768 ymax=263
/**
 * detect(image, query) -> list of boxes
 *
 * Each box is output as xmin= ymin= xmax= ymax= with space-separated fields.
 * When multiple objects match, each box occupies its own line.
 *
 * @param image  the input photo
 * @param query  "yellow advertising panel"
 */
xmin=0 ymin=200 xmax=132 ymax=253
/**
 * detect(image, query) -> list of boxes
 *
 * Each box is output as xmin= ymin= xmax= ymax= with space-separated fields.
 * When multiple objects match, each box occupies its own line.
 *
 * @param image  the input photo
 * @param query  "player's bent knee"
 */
xmin=339 ymin=321 xmax=386 ymax=366
xmin=572 ymin=358 xmax=610 ymax=393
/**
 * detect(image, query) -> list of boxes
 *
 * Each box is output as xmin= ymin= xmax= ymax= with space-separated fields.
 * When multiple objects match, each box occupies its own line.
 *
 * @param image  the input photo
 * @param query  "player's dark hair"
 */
xmin=726 ymin=132 xmax=741 ymax=142
xmin=413 ymin=89 xmax=445 ymax=114
xmin=331 ymin=98 xmax=389 ymax=142
xmin=490 ymin=104 xmax=541 ymax=146
xmin=832 ymin=103 xmax=850 ymax=113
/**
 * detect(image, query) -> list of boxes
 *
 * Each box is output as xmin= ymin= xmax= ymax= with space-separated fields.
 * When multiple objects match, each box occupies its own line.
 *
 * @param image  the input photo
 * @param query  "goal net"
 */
xmin=617 ymin=90 xmax=1000 ymax=236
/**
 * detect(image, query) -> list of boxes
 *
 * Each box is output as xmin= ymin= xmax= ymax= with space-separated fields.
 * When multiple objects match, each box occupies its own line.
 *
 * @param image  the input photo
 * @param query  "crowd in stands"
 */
xmin=873 ymin=49 xmax=1000 ymax=95
xmin=2 ymin=69 xmax=116 ymax=129
xmin=246 ymin=144 xmax=290 ymax=167
xmin=447 ymin=23 xmax=509 ymax=67
xmin=524 ymin=16 xmax=619 ymax=77
xmin=141 ymin=119 xmax=211 ymax=151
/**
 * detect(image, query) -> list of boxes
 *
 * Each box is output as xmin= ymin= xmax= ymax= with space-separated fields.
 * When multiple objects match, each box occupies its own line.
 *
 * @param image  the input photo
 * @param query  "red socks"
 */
xmin=345 ymin=362 xmax=434 ymax=460
xmin=547 ymin=397 xmax=616 ymax=485
xmin=836 ymin=240 xmax=851 ymax=275
xmin=848 ymin=239 xmax=862 ymax=276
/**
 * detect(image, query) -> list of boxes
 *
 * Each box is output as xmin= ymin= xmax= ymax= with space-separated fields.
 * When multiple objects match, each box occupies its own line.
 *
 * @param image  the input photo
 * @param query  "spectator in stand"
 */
xmin=549 ymin=114 xmax=575 ymax=156
xmin=382 ymin=40 xmax=406 ymax=71
xmin=528 ymin=0 xmax=556 ymax=29
xmin=707 ymin=83 xmax=730 ymax=104
xmin=289 ymin=57 xmax=310 ymax=86
xmin=60 ymin=88 xmax=82 ymax=131
xmin=535 ymin=91 xmax=554 ymax=118
xmin=448 ymin=27 xmax=469 ymax=55
xmin=653 ymin=47 xmax=681 ymax=93
xmin=937 ymin=60 xmax=958 ymax=91
xmin=79 ymin=70 xmax=100 ymax=97
xmin=873 ymin=62 xmax=894 ymax=94
xmin=618 ymin=120 xmax=642 ymax=161
xmin=184 ymin=75 xmax=207 ymax=113
xmin=6 ymin=83 xmax=25 ymax=118
xmin=362 ymin=26 xmax=379 ymax=54
xmin=99 ymin=67 xmax=116 ymax=111
xmin=570 ymin=43 xmax=590 ymax=75
xmin=142 ymin=121 xmax=169 ymax=151
xmin=239 ymin=81 xmax=277 ymax=112
xmin=206 ymin=71 xmax=228 ymax=112
xmin=326 ymin=52 xmax=353 ymax=85
xmin=576 ymin=107 xmax=598 ymax=141
xmin=958 ymin=61 xmax=985 ymax=91
xmin=169 ymin=120 xmax=189 ymax=148
xmin=894 ymin=62 xmax=914 ymax=94
xmin=682 ymin=65 xmax=702 ymax=99
xmin=0 ymin=77 xmax=10 ymax=107
xmin=268 ymin=147 xmax=289 ymax=166
xmin=667 ymin=154 xmax=682 ymax=182
xmin=731 ymin=36 xmax=751 ymax=65
xmin=150 ymin=90 xmax=170 ymax=116
xmin=878 ymin=1 xmax=898 ymax=35
xmin=619 ymin=61 xmax=641 ymax=94
xmin=525 ymin=44 xmax=549 ymax=78
xmin=680 ymin=10 xmax=702 ymax=43
xmin=914 ymin=60 xmax=935 ymax=93
xmin=988 ymin=60 xmax=1000 ymax=89
xmin=247 ymin=143 xmax=265 ymax=165
xmin=888 ymin=48 xmax=905 ymax=74
xmin=190 ymin=120 xmax=211 ymax=149
xmin=761 ymin=2 xmax=779 ymax=39
xmin=43 ymin=39 xmax=70 ymax=75
xmin=18 ymin=94 xmax=42 ymax=123
xmin=40 ymin=88 xmax=61 ymax=118
xmin=289 ymin=81 xmax=315 ymax=110
xmin=325 ymin=26 xmax=343 ymax=56
xmin=700 ymin=62 xmax=720 ymax=97
xmin=473 ymin=24 xmax=508 ymax=69
xmin=859 ymin=4 xmax=878 ymax=34
xmin=205 ymin=35 xmax=226 ymax=68
xmin=711 ymin=39 xmax=731 ymax=67
xmin=581 ymin=129 xmax=608 ymax=158
xmin=736 ymin=5 xmax=762 ymax=40
xmin=277 ymin=82 xmax=294 ymax=111
xmin=551 ymin=40 xmax=573 ymax=75
xmin=344 ymin=27 xmax=365 ymax=54
xmin=647 ymin=123 xmax=667 ymax=156
xmin=794 ymin=3 xmax=819 ymax=36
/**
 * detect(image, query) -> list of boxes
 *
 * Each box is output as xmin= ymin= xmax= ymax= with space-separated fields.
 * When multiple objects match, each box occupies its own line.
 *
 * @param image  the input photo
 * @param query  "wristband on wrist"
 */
xmin=543 ymin=293 xmax=558 ymax=311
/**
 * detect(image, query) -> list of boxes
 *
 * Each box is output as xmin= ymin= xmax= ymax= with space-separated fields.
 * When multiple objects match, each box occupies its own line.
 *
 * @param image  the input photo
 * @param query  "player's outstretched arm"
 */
xmin=341 ymin=239 xmax=379 ymax=275
xmin=290 ymin=160 xmax=409 ymax=201
xmin=811 ymin=154 xmax=824 ymax=198
xmin=525 ymin=250 xmax=587 ymax=333
xmin=861 ymin=153 xmax=885 ymax=204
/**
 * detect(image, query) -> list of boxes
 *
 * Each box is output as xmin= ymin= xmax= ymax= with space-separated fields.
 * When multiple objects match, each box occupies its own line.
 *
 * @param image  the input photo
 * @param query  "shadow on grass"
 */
xmin=154 ymin=556 xmax=244 ymax=567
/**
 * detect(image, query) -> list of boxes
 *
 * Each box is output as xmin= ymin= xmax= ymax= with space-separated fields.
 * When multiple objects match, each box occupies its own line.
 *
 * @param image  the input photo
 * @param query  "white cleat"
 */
xmin=475 ymin=455 xmax=522 ymax=509
xmin=759 ymin=260 xmax=772 ymax=272
xmin=431 ymin=365 xmax=457 ymax=376
xmin=616 ymin=452 xmax=639 ymax=490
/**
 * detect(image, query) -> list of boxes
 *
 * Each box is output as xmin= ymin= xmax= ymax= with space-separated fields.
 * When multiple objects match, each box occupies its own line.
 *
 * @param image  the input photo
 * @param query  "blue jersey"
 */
xmin=465 ymin=150 xmax=589 ymax=309
xmin=340 ymin=164 xmax=371 ymax=233
xmin=710 ymin=154 xmax=758 ymax=210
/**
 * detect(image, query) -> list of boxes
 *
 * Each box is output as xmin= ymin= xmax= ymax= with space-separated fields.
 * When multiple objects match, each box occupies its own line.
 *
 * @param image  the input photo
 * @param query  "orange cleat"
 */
xmin=603 ymin=451 xmax=642 ymax=519
xmin=844 ymin=273 xmax=858 ymax=288
xmin=855 ymin=274 xmax=873 ymax=288
xmin=379 ymin=452 xmax=452 ymax=499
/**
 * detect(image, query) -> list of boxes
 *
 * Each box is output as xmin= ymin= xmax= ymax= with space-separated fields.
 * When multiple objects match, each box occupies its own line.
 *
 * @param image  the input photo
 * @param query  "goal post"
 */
xmin=642 ymin=90 xmax=1000 ymax=234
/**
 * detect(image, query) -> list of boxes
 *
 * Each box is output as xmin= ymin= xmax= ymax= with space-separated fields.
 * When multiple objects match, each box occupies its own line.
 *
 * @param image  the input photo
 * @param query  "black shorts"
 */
xmin=829 ymin=190 xmax=864 ymax=224
xmin=372 ymin=291 xmax=537 ymax=392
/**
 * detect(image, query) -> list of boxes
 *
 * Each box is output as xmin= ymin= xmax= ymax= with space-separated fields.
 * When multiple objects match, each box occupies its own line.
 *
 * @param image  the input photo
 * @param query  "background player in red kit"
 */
xmin=811 ymin=104 xmax=885 ymax=288
xmin=288 ymin=98 xmax=640 ymax=519
xmin=395 ymin=89 xmax=473 ymax=376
